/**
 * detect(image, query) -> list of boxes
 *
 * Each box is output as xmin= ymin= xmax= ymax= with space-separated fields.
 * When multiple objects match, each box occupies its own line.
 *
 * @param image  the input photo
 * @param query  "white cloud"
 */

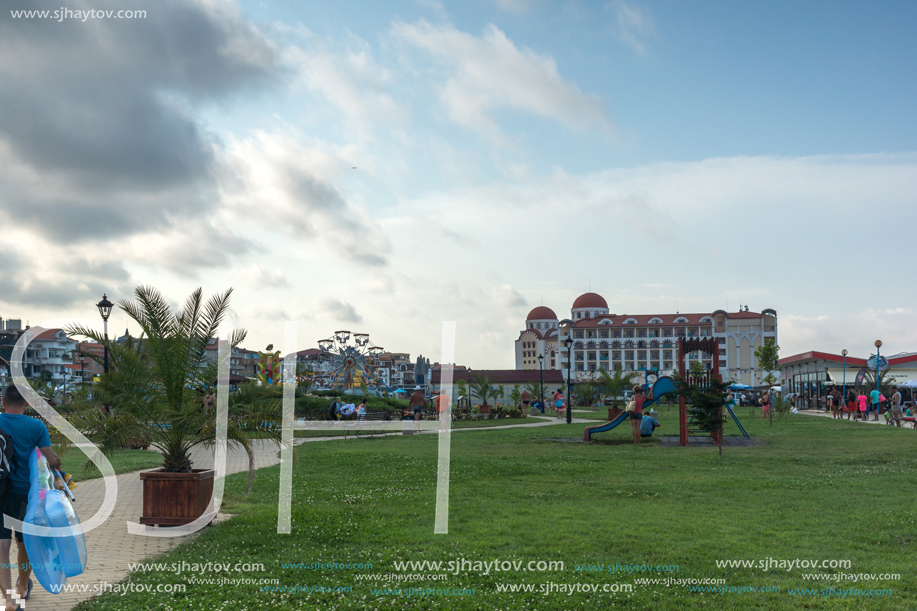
xmin=286 ymin=41 xmax=406 ymax=138
xmin=391 ymin=20 xmax=611 ymax=140
xmin=608 ymin=0 xmax=655 ymax=56
xmin=242 ymin=264 xmax=289 ymax=288
xmin=219 ymin=129 xmax=392 ymax=267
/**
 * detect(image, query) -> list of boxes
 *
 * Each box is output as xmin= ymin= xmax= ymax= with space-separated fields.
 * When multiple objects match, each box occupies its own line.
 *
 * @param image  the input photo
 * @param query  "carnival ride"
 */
xmin=317 ymin=330 xmax=394 ymax=395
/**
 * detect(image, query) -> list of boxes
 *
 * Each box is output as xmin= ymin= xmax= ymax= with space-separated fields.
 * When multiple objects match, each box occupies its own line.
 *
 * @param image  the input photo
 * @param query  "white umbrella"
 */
xmin=898 ymin=379 xmax=917 ymax=389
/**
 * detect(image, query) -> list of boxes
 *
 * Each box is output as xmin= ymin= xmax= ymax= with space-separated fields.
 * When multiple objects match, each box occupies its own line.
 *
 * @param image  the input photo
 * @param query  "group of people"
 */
xmin=626 ymin=385 xmax=660 ymax=444
xmin=0 ymin=384 xmax=63 ymax=611
xmin=840 ymin=386 xmax=907 ymax=425
xmin=327 ymin=399 xmax=367 ymax=421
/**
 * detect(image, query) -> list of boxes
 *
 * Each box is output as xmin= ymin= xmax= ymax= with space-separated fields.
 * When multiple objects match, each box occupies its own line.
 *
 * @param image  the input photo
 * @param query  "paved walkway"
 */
xmin=21 ymin=439 xmax=296 ymax=610
xmin=25 ymin=415 xmax=584 ymax=609
xmin=796 ymin=409 xmax=913 ymax=427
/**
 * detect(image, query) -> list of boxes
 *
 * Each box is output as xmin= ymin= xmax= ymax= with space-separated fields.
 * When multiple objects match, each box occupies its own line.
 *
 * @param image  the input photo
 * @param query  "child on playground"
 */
xmin=760 ymin=391 xmax=770 ymax=419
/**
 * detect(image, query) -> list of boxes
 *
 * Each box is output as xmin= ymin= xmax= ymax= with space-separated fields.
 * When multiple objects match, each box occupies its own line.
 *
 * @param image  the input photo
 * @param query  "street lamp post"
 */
xmin=874 ymin=339 xmax=882 ymax=421
xmin=79 ymin=354 xmax=85 ymax=386
xmin=96 ymin=294 xmax=113 ymax=375
xmin=538 ymin=354 xmax=544 ymax=414
xmin=564 ymin=336 xmax=574 ymax=424
xmin=841 ymin=349 xmax=848 ymax=406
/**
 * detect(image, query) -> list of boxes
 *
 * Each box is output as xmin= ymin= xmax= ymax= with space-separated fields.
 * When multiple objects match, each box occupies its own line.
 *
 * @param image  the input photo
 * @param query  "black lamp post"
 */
xmin=564 ymin=336 xmax=574 ymax=424
xmin=841 ymin=349 xmax=848 ymax=403
xmin=874 ymin=339 xmax=882 ymax=420
xmin=538 ymin=353 xmax=544 ymax=413
xmin=96 ymin=294 xmax=113 ymax=374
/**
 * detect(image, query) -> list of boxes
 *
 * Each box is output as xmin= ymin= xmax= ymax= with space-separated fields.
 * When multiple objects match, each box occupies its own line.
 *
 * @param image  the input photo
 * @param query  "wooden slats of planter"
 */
xmin=139 ymin=469 xmax=215 ymax=526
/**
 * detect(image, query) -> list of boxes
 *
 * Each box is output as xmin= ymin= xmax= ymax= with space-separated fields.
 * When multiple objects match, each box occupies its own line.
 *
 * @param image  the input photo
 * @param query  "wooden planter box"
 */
xmin=608 ymin=407 xmax=624 ymax=421
xmin=139 ymin=468 xmax=215 ymax=526
xmin=479 ymin=406 xmax=491 ymax=415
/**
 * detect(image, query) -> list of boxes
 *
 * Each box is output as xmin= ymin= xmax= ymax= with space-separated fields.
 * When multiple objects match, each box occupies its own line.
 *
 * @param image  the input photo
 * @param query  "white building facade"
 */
xmin=517 ymin=293 xmax=777 ymax=387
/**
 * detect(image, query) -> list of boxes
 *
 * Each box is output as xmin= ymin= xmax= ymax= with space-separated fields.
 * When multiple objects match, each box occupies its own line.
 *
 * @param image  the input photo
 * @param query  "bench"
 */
xmin=345 ymin=411 xmax=391 ymax=437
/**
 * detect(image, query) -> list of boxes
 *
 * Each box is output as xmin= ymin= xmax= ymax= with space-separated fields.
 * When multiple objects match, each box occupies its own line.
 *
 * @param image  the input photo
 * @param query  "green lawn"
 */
xmin=60 ymin=446 xmax=164 ymax=480
xmin=76 ymin=413 xmax=916 ymax=610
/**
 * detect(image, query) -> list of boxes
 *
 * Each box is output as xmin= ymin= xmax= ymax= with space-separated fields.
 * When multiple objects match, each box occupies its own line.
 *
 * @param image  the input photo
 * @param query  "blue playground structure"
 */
xmin=583 ymin=375 xmax=749 ymax=441
xmin=583 ymin=376 xmax=678 ymax=441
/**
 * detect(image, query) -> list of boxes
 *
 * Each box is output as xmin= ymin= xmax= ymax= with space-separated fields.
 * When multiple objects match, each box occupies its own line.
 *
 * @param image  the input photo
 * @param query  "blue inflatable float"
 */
xmin=21 ymin=448 xmax=87 ymax=593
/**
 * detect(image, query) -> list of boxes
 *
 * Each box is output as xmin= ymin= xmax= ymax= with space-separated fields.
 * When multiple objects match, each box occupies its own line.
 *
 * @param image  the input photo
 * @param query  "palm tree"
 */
xmin=470 ymin=372 xmax=498 ymax=408
xmin=66 ymin=286 xmax=282 ymax=484
xmin=596 ymin=366 xmax=637 ymax=410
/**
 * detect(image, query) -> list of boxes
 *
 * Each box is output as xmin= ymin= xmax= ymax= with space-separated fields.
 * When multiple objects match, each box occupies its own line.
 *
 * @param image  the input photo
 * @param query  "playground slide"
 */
xmin=725 ymin=404 xmax=750 ymax=439
xmin=583 ymin=410 xmax=629 ymax=441
xmin=641 ymin=376 xmax=678 ymax=410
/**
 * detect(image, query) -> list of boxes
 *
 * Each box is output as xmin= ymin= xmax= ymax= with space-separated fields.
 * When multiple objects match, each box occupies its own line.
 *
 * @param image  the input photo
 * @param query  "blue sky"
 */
xmin=1 ymin=0 xmax=916 ymax=366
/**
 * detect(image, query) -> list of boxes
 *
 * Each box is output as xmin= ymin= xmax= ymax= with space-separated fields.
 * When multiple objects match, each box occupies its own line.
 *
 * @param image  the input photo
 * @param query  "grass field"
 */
xmin=60 ymin=446 xmax=164 ymax=480
xmin=75 ymin=411 xmax=916 ymax=610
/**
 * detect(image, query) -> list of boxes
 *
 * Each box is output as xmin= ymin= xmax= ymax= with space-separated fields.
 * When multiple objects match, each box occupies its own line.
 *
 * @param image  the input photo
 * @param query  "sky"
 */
xmin=1 ymin=0 xmax=916 ymax=367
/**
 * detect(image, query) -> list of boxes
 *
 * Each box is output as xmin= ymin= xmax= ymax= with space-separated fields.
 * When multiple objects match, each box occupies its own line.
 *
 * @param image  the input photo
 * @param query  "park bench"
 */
xmin=344 ymin=411 xmax=391 ymax=437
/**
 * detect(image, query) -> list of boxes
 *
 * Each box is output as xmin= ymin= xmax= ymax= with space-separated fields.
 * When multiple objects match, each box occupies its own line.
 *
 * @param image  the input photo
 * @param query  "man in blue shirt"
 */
xmin=640 ymin=410 xmax=660 ymax=438
xmin=0 ymin=384 xmax=61 ymax=611
xmin=869 ymin=389 xmax=880 ymax=422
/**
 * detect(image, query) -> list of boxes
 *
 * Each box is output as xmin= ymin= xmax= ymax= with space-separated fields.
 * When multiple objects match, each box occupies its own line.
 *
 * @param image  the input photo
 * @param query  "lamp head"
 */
xmin=96 ymin=294 xmax=114 ymax=322
xmin=841 ymin=349 xmax=848 ymax=356
xmin=875 ymin=340 xmax=882 ymax=348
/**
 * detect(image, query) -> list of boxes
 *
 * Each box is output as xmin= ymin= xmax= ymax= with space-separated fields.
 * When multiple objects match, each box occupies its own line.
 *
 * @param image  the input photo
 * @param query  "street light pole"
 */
xmin=874 ymin=339 xmax=882 ymax=421
xmin=565 ymin=337 xmax=573 ymax=424
xmin=841 ymin=349 xmax=848 ymax=408
xmin=538 ymin=354 xmax=544 ymax=414
xmin=96 ymin=294 xmax=113 ymax=375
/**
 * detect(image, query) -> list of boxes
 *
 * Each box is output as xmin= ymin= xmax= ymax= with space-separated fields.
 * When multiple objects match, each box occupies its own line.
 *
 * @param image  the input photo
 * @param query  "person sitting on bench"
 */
xmin=640 ymin=410 xmax=660 ymax=438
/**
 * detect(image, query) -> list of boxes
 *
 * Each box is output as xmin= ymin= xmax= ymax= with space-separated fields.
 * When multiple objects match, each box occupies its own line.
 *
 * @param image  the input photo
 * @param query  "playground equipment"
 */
xmin=583 ymin=345 xmax=750 ymax=443
xmin=318 ymin=330 xmax=394 ymax=395
xmin=583 ymin=376 xmax=678 ymax=441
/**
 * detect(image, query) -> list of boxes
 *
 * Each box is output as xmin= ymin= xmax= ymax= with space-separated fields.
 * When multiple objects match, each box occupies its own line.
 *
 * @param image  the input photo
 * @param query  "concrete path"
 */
xmin=24 ymin=415 xmax=584 ymax=610
xmin=796 ymin=409 xmax=914 ymax=427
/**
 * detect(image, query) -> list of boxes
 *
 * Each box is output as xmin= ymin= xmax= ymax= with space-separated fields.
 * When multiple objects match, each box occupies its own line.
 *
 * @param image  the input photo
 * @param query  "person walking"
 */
xmin=760 ymin=391 xmax=771 ymax=420
xmin=846 ymin=390 xmax=857 ymax=421
xmin=857 ymin=389 xmax=868 ymax=421
xmin=408 ymin=386 xmax=426 ymax=433
xmin=889 ymin=385 xmax=903 ymax=427
xmin=0 ymin=385 xmax=62 ymax=611
xmin=868 ymin=386 xmax=881 ymax=422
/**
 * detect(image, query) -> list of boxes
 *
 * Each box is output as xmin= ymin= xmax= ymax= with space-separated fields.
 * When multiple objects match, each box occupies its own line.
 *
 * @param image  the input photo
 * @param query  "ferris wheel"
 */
xmin=317 ymin=330 xmax=390 ymax=393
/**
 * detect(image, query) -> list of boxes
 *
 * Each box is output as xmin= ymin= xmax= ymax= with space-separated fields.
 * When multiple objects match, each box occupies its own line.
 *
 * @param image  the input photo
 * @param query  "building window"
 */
xmin=574 ymin=330 xmax=584 ymax=339
xmin=624 ymin=329 xmax=635 ymax=338
xmin=637 ymin=329 xmax=647 ymax=338
xmin=599 ymin=330 xmax=609 ymax=339
xmin=612 ymin=330 xmax=622 ymax=338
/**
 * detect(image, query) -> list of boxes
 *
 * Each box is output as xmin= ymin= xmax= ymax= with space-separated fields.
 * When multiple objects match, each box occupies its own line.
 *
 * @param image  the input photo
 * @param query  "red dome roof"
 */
xmin=526 ymin=306 xmax=558 ymax=321
xmin=572 ymin=292 xmax=608 ymax=310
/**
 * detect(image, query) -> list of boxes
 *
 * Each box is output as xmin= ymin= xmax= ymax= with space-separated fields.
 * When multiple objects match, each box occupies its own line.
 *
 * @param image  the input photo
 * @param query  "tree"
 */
xmin=66 ymin=286 xmax=283 ymax=482
xmin=576 ymin=381 xmax=599 ymax=408
xmin=596 ymin=367 xmax=637 ymax=410
xmin=509 ymin=384 xmax=522 ymax=407
xmin=470 ymin=372 xmax=499 ymax=408
xmin=754 ymin=338 xmax=780 ymax=386
xmin=754 ymin=338 xmax=780 ymax=427
xmin=688 ymin=360 xmax=706 ymax=379
xmin=524 ymin=382 xmax=545 ymax=405
xmin=675 ymin=372 xmax=730 ymax=455
xmin=456 ymin=378 xmax=468 ymax=406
